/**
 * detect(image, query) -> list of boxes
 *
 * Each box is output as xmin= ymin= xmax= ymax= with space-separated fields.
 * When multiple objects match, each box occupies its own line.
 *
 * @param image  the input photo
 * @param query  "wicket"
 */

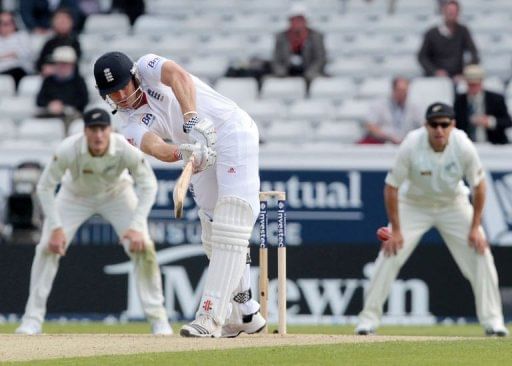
xmin=258 ymin=191 xmax=287 ymax=335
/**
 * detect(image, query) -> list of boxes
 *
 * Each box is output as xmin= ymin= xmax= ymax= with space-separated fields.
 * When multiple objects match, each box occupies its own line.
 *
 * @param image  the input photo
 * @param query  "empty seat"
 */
xmin=408 ymin=77 xmax=454 ymax=115
xmin=202 ymin=35 xmax=244 ymax=58
xmin=132 ymin=14 xmax=181 ymax=36
xmin=184 ymin=56 xmax=230 ymax=83
xmin=68 ymin=118 xmax=84 ymax=136
xmin=379 ymin=56 xmax=422 ymax=78
xmin=215 ymin=77 xmax=259 ymax=103
xmin=108 ymin=36 xmax=153 ymax=60
xmin=357 ymin=77 xmax=392 ymax=99
xmin=238 ymin=99 xmax=288 ymax=124
xmin=482 ymin=56 xmax=512 ymax=80
xmin=83 ymin=14 xmax=131 ymax=36
xmin=18 ymin=118 xmax=65 ymax=142
xmin=287 ymin=100 xmax=335 ymax=122
xmin=336 ymin=99 xmax=373 ymax=122
xmin=0 ymin=96 xmax=38 ymax=121
xmin=326 ymin=58 xmax=374 ymax=80
xmin=308 ymin=77 xmax=357 ymax=102
xmin=315 ymin=120 xmax=364 ymax=144
xmin=18 ymin=75 xmax=43 ymax=98
xmin=264 ymin=120 xmax=313 ymax=143
xmin=260 ymin=77 xmax=307 ymax=102
xmin=0 ymin=118 xmax=17 ymax=140
xmin=0 ymin=75 xmax=15 ymax=97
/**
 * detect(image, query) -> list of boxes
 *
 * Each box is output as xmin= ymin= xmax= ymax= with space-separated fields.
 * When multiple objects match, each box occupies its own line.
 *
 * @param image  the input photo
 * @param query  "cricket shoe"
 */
xmin=180 ymin=314 xmax=221 ymax=338
xmin=485 ymin=325 xmax=509 ymax=337
xmin=151 ymin=319 xmax=173 ymax=335
xmin=15 ymin=319 xmax=42 ymax=335
xmin=355 ymin=322 xmax=376 ymax=336
xmin=221 ymin=311 xmax=266 ymax=338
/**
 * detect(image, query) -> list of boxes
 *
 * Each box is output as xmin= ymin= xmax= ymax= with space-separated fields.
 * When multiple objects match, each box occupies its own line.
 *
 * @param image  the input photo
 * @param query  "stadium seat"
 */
xmin=202 ymin=35 xmax=244 ymax=58
xmin=357 ymin=77 xmax=392 ymax=99
xmin=0 ymin=96 xmax=38 ymax=122
xmin=0 ymin=118 xmax=17 ymax=140
xmin=215 ymin=77 xmax=259 ymax=103
xmin=264 ymin=120 xmax=313 ymax=143
xmin=326 ymin=57 xmax=375 ymax=80
xmin=108 ymin=36 xmax=154 ymax=60
xmin=308 ymin=77 xmax=357 ymax=102
xmin=0 ymin=75 xmax=15 ymax=97
xmin=408 ymin=77 xmax=454 ymax=115
xmin=370 ymin=16 xmax=417 ymax=37
xmin=482 ymin=56 xmax=512 ymax=80
xmin=17 ymin=75 xmax=43 ymax=98
xmin=184 ymin=56 xmax=230 ymax=83
xmin=260 ymin=77 xmax=307 ymax=102
xmin=83 ymin=14 xmax=131 ymax=36
xmin=336 ymin=99 xmax=373 ymax=122
xmin=154 ymin=35 xmax=199 ymax=60
xmin=314 ymin=120 xmax=364 ymax=144
xmin=287 ymin=100 xmax=335 ymax=122
xmin=68 ymin=118 xmax=84 ymax=136
xmin=238 ymin=99 xmax=288 ymax=124
xmin=379 ymin=55 xmax=422 ymax=78
xmin=132 ymin=15 xmax=182 ymax=37
xmin=18 ymin=118 xmax=65 ymax=142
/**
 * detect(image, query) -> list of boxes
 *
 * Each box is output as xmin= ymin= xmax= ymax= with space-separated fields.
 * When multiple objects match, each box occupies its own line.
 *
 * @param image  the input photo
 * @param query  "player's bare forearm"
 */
xmin=140 ymin=131 xmax=181 ymax=163
xmin=384 ymin=184 xmax=401 ymax=232
xmin=161 ymin=60 xmax=196 ymax=118
xmin=471 ymin=180 xmax=486 ymax=229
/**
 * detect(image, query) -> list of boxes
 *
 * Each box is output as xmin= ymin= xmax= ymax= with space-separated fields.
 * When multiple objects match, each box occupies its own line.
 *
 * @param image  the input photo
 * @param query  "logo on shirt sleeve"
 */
xmin=140 ymin=113 xmax=155 ymax=127
xmin=147 ymin=57 xmax=161 ymax=68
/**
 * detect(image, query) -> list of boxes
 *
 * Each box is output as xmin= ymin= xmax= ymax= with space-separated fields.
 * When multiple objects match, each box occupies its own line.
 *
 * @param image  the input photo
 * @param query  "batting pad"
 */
xmin=197 ymin=196 xmax=254 ymax=325
xmin=198 ymin=209 xmax=213 ymax=259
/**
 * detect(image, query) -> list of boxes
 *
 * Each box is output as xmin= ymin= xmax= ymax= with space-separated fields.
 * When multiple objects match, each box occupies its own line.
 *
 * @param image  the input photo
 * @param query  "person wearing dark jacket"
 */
xmin=418 ymin=0 xmax=478 ymax=80
xmin=272 ymin=4 xmax=326 ymax=83
xmin=36 ymin=46 xmax=88 ymax=127
xmin=454 ymin=64 xmax=512 ymax=144
xmin=36 ymin=8 xmax=81 ymax=75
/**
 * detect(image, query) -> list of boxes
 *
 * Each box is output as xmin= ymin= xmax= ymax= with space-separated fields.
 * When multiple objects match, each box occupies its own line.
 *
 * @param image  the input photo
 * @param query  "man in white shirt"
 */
xmin=15 ymin=108 xmax=172 ymax=336
xmin=355 ymin=102 xmax=508 ymax=337
xmin=361 ymin=77 xmax=422 ymax=144
xmin=92 ymin=51 xmax=265 ymax=338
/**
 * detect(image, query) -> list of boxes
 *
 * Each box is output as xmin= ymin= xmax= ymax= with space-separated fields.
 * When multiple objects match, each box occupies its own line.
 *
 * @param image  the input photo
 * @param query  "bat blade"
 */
xmin=173 ymin=159 xmax=194 ymax=219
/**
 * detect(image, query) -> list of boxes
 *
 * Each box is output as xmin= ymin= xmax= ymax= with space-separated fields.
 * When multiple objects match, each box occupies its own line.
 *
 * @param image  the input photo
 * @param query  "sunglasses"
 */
xmin=427 ymin=121 xmax=452 ymax=129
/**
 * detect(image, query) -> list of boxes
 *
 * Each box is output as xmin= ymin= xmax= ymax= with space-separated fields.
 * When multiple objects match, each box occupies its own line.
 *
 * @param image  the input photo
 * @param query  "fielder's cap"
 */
xmin=425 ymin=102 xmax=455 ymax=120
xmin=94 ymin=51 xmax=135 ymax=97
xmin=463 ymin=64 xmax=485 ymax=82
xmin=83 ymin=108 xmax=111 ymax=127
xmin=288 ymin=3 xmax=307 ymax=18
xmin=52 ymin=46 xmax=77 ymax=64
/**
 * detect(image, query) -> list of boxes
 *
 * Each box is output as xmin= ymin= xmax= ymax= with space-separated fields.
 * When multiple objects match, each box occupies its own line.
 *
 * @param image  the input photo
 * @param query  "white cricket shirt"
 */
xmin=385 ymin=127 xmax=485 ymax=204
xmin=117 ymin=54 xmax=241 ymax=148
xmin=37 ymin=132 xmax=157 ymax=230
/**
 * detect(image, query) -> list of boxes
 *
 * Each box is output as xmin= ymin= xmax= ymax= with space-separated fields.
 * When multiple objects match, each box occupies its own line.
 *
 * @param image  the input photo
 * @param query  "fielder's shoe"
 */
xmin=355 ymin=323 xmax=376 ymax=336
xmin=151 ymin=319 xmax=173 ymax=335
xmin=221 ymin=311 xmax=266 ymax=338
xmin=180 ymin=314 xmax=221 ymax=338
xmin=15 ymin=319 xmax=42 ymax=335
xmin=485 ymin=325 xmax=509 ymax=337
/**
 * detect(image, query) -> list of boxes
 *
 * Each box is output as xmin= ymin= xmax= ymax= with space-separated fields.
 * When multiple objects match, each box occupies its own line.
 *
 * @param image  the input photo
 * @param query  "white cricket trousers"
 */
xmin=359 ymin=197 xmax=505 ymax=330
xmin=191 ymin=109 xmax=261 ymax=317
xmin=21 ymin=184 xmax=167 ymax=325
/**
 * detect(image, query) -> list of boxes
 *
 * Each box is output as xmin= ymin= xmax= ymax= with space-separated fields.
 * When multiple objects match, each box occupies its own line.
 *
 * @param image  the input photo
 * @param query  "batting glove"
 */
xmin=178 ymin=142 xmax=216 ymax=173
xmin=183 ymin=116 xmax=216 ymax=149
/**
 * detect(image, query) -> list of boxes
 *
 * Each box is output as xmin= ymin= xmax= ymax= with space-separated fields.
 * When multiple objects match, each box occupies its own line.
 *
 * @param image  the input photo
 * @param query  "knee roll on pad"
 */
xmin=211 ymin=196 xmax=254 ymax=251
xmin=199 ymin=209 xmax=213 ymax=259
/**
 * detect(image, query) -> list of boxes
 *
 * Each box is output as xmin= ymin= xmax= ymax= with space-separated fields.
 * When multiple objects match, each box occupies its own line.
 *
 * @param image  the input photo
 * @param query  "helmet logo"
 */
xmin=104 ymin=68 xmax=114 ymax=83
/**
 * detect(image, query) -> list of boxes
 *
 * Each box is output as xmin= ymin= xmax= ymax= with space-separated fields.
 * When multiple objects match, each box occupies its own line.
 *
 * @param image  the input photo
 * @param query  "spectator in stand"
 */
xmin=110 ymin=0 xmax=145 ymax=26
xmin=418 ymin=0 xmax=479 ymax=81
xmin=20 ymin=0 xmax=80 ymax=34
xmin=36 ymin=8 xmax=81 ymax=76
xmin=36 ymin=46 xmax=88 ymax=129
xmin=360 ymin=77 xmax=423 ymax=144
xmin=0 ymin=11 xmax=34 ymax=90
xmin=272 ymin=3 xmax=326 ymax=84
xmin=454 ymin=64 xmax=512 ymax=144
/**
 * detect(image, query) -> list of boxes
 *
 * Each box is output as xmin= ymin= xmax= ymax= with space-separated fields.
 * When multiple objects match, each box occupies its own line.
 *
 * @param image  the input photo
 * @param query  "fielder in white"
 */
xmin=356 ymin=102 xmax=508 ymax=337
xmin=15 ymin=108 xmax=172 ymax=335
xmin=93 ymin=51 xmax=265 ymax=338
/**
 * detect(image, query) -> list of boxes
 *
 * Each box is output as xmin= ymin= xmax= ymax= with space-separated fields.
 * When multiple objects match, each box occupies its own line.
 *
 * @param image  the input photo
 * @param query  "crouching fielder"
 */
xmin=15 ymin=108 xmax=172 ymax=335
xmin=93 ymin=51 xmax=264 ymax=338
xmin=356 ymin=102 xmax=508 ymax=337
